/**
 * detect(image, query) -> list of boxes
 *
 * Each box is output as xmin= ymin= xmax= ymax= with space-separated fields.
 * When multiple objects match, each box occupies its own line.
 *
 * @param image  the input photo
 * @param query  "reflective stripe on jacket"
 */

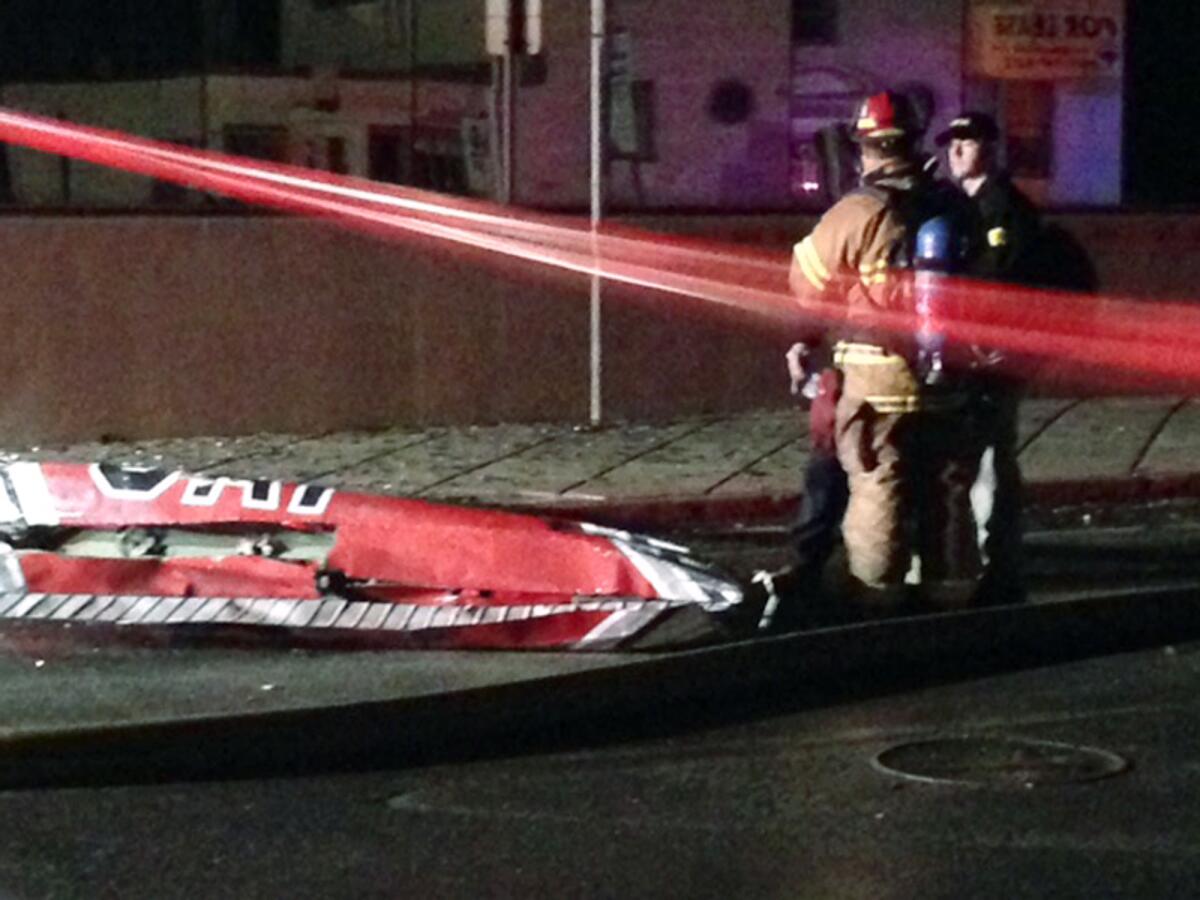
xmin=791 ymin=160 xmax=968 ymax=413
xmin=833 ymin=341 xmax=966 ymax=413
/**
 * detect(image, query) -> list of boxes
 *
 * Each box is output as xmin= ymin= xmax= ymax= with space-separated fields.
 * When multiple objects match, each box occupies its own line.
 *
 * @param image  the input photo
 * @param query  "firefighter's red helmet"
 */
xmin=851 ymin=90 xmax=922 ymax=142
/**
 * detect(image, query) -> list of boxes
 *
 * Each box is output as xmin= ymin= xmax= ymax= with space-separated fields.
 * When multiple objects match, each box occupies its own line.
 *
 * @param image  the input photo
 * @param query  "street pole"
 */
xmin=407 ymin=0 xmax=418 ymax=184
xmin=485 ymin=0 xmax=517 ymax=203
xmin=199 ymin=0 xmax=210 ymax=150
xmin=589 ymin=0 xmax=605 ymax=426
xmin=501 ymin=52 xmax=514 ymax=203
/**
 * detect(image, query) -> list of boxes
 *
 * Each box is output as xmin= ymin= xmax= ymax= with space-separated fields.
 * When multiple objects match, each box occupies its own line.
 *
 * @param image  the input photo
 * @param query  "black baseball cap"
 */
xmin=934 ymin=112 xmax=999 ymax=146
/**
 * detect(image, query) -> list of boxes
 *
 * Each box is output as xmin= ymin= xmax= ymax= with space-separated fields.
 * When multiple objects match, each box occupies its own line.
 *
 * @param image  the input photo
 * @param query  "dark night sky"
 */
xmin=1124 ymin=1 xmax=1200 ymax=205
xmin=0 ymin=1 xmax=202 ymax=77
xmin=0 ymin=1 xmax=278 ymax=79
xmin=0 ymin=1 xmax=1197 ymax=206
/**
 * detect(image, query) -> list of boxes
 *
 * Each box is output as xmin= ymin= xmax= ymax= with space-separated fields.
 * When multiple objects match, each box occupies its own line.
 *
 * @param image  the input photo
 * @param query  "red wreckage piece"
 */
xmin=0 ymin=463 xmax=745 ymax=651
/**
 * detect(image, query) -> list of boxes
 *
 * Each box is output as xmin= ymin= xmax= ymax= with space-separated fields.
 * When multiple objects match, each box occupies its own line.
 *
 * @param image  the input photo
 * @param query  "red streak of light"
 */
xmin=1 ymin=107 xmax=1198 ymax=391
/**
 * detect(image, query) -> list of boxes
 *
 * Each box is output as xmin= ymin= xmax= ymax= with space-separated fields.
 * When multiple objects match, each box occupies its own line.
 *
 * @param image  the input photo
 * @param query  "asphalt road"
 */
xmin=0 ymin=503 xmax=1199 ymax=898
xmin=0 ymin=638 xmax=1197 ymax=899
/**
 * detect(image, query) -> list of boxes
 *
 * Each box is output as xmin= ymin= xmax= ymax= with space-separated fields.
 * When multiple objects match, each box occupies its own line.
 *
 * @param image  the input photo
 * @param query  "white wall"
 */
xmin=512 ymin=0 xmax=1120 ymax=209
xmin=617 ymin=0 xmax=795 ymax=209
xmin=824 ymin=0 xmax=965 ymax=143
xmin=513 ymin=0 xmax=798 ymax=210
xmin=515 ymin=0 xmax=966 ymax=211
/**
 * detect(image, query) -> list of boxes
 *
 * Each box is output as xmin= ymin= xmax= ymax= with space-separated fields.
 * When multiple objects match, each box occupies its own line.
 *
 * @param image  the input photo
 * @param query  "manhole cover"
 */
xmin=872 ymin=737 xmax=1129 ymax=787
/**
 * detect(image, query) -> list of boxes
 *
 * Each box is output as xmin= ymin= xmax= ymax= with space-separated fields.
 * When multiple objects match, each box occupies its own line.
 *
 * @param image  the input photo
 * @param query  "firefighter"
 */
xmin=789 ymin=90 xmax=982 ymax=612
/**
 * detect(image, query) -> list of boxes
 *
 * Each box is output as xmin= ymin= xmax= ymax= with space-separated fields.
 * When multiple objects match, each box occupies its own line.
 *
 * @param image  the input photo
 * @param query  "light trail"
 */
xmin=0 ymin=108 xmax=779 ymax=277
xmin=0 ymin=108 xmax=798 ymax=324
xmin=0 ymin=106 xmax=1198 ymax=391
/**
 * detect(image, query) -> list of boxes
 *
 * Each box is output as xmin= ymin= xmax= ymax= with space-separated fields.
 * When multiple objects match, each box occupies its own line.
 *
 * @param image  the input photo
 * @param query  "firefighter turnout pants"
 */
xmin=834 ymin=356 xmax=983 ymax=606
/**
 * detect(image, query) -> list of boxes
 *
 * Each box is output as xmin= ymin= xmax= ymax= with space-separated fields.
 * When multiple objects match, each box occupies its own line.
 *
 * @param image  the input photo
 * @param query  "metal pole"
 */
xmin=501 ymin=53 xmax=514 ymax=203
xmin=589 ymin=0 xmax=605 ymax=426
xmin=407 ymin=0 xmax=418 ymax=183
xmin=489 ymin=56 xmax=503 ymax=201
xmin=199 ymin=0 xmax=210 ymax=150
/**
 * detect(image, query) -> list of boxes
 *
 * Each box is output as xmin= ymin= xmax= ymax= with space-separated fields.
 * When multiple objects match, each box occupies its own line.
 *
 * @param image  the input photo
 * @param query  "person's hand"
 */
xmin=972 ymin=347 xmax=1005 ymax=369
xmin=785 ymin=342 xmax=811 ymax=394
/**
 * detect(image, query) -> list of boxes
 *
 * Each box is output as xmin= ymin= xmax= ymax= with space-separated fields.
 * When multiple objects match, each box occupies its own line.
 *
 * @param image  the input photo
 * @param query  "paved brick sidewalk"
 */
xmin=2 ymin=397 xmax=1198 ymax=514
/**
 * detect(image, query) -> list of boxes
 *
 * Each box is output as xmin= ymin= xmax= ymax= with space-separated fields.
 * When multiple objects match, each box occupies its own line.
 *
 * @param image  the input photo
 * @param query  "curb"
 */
xmin=1027 ymin=472 xmax=1200 ymax=507
xmin=505 ymin=471 xmax=1200 ymax=531
xmin=2 ymin=583 xmax=1199 ymax=788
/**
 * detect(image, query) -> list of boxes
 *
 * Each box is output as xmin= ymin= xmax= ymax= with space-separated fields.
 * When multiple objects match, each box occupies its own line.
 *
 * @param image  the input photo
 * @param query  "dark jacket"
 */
xmin=966 ymin=174 xmax=1042 ymax=285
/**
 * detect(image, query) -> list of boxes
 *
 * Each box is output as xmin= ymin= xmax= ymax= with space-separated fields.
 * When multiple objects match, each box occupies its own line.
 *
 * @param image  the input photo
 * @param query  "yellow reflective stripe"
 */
xmin=796 ymin=246 xmax=827 ymax=291
xmin=857 ymin=258 xmax=890 ymax=287
xmin=838 ymin=350 xmax=909 ymax=366
xmin=834 ymin=342 xmax=908 ymax=367
xmin=866 ymin=396 xmax=923 ymax=413
xmin=866 ymin=395 xmax=968 ymax=413
xmin=802 ymin=238 xmax=831 ymax=282
xmin=796 ymin=236 xmax=831 ymax=285
xmin=835 ymin=341 xmax=890 ymax=356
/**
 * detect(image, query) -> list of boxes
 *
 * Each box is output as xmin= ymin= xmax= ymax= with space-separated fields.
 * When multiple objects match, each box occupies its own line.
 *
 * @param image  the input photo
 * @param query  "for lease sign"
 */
xmin=968 ymin=0 xmax=1124 ymax=80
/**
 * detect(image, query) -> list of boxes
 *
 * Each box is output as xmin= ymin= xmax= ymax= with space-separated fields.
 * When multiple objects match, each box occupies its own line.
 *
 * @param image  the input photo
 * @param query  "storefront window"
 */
xmin=1003 ymin=80 xmax=1055 ymax=181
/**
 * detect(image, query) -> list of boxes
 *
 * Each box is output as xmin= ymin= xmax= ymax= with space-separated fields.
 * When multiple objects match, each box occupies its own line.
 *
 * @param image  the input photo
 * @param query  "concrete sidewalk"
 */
xmin=4 ymin=396 xmax=1200 ymax=522
xmin=1 ymin=396 xmax=1199 ymax=768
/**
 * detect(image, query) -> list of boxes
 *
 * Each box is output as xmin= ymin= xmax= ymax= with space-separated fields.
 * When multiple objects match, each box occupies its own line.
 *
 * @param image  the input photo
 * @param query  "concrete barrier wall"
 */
xmin=627 ymin=212 xmax=1200 ymax=300
xmin=0 ymin=212 xmax=1196 ymax=443
xmin=0 ymin=215 xmax=791 ymax=443
xmin=1056 ymin=215 xmax=1200 ymax=300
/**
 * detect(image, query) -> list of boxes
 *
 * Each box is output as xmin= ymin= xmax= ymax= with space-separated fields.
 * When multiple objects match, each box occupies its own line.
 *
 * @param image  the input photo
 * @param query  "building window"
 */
xmin=792 ymin=0 xmax=838 ymax=46
xmin=223 ymin=125 xmax=289 ymax=163
xmin=369 ymin=126 xmax=412 ymax=185
xmin=369 ymin=125 xmax=468 ymax=195
xmin=412 ymin=148 xmax=467 ymax=195
xmin=1004 ymin=81 xmax=1055 ymax=180
xmin=328 ymin=137 xmax=348 ymax=175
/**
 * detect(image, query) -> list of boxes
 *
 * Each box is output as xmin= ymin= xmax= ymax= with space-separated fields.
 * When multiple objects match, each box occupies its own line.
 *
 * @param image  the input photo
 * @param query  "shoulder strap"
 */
xmin=848 ymin=182 xmax=892 ymax=207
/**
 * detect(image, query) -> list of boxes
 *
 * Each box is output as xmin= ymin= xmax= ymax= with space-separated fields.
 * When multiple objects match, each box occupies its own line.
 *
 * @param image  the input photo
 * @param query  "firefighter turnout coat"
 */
xmin=790 ymin=158 xmax=981 ymax=600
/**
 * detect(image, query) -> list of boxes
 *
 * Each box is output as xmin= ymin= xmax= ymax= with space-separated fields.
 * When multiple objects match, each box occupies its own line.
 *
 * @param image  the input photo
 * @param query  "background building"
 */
xmin=0 ymin=0 xmax=1128 ymax=211
xmin=0 ymin=0 xmax=1195 ymax=442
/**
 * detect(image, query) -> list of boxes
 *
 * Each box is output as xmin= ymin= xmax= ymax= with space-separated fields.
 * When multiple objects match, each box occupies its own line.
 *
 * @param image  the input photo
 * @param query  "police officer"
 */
xmin=936 ymin=112 xmax=1041 ymax=284
xmin=936 ymin=112 xmax=1040 ymax=604
xmin=789 ymin=91 xmax=982 ymax=613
